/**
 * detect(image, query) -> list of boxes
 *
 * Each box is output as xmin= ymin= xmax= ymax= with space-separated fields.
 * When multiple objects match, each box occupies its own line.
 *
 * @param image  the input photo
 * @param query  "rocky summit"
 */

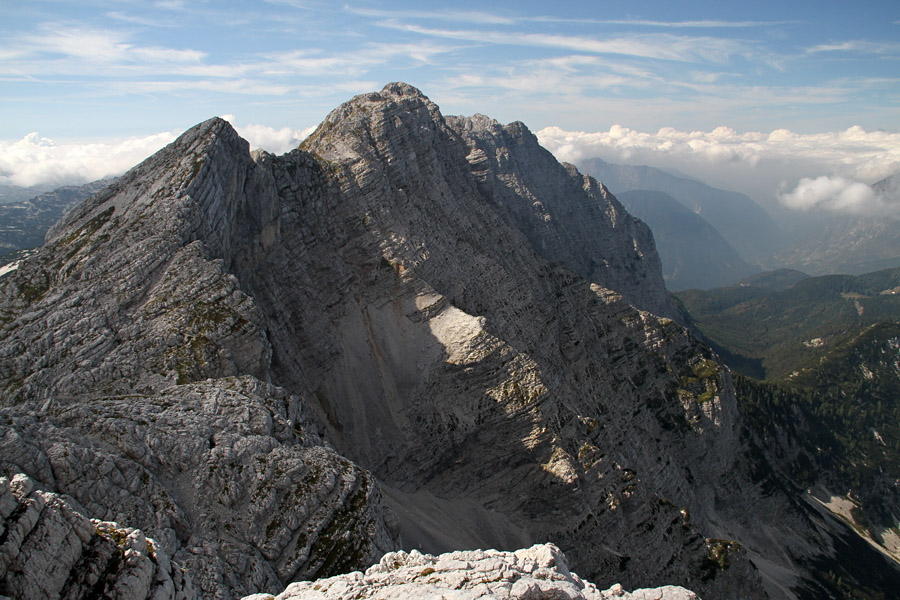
xmin=242 ymin=543 xmax=698 ymax=600
xmin=0 ymin=83 xmax=896 ymax=599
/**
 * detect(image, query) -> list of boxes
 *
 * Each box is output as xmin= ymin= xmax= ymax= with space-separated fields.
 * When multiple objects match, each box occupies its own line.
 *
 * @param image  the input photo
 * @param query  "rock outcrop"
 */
xmin=1 ymin=83 xmax=896 ymax=598
xmin=243 ymin=544 xmax=698 ymax=600
xmin=0 ymin=473 xmax=195 ymax=599
xmin=0 ymin=378 xmax=395 ymax=598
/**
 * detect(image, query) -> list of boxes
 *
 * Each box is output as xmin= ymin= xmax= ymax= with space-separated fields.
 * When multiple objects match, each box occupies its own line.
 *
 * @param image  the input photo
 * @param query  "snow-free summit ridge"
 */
xmin=2 ymin=83 xmax=896 ymax=599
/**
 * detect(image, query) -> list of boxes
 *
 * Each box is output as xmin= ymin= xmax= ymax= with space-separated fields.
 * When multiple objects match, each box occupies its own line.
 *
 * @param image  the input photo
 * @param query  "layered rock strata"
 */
xmin=0 ymin=378 xmax=395 ymax=598
xmin=0 ymin=83 xmax=894 ymax=598
xmin=0 ymin=473 xmax=195 ymax=599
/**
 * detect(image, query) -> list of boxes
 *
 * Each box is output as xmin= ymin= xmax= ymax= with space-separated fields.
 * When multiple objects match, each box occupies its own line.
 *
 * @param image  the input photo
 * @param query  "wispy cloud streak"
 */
xmin=378 ymin=22 xmax=745 ymax=63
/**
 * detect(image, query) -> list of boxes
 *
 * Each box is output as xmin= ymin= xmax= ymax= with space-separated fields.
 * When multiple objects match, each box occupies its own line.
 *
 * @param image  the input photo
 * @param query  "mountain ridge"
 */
xmin=1 ymin=83 xmax=898 ymax=599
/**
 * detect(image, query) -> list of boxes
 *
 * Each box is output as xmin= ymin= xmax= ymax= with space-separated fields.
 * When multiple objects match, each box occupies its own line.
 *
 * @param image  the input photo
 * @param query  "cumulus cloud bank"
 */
xmin=536 ymin=125 xmax=900 ymax=215
xmin=0 ymin=131 xmax=180 ymax=188
xmin=0 ymin=119 xmax=315 ymax=189
xmin=779 ymin=176 xmax=881 ymax=213
xmin=221 ymin=115 xmax=315 ymax=156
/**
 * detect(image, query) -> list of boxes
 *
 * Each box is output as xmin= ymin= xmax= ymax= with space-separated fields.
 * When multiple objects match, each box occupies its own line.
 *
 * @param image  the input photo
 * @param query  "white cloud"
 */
xmin=345 ymin=6 xmax=518 ymax=25
xmin=536 ymin=124 xmax=900 ymax=209
xmin=778 ymin=176 xmax=893 ymax=215
xmin=574 ymin=19 xmax=793 ymax=28
xmin=0 ymin=120 xmax=320 ymax=188
xmin=0 ymin=131 xmax=179 ymax=188
xmin=222 ymin=116 xmax=314 ymax=154
xmin=806 ymin=40 xmax=900 ymax=55
xmin=379 ymin=22 xmax=745 ymax=63
xmin=20 ymin=24 xmax=206 ymax=66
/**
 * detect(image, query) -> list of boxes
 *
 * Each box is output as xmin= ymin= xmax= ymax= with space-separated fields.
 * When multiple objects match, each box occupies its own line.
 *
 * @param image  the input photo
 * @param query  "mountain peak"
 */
xmin=7 ymin=83 xmax=883 ymax=599
xmin=380 ymin=81 xmax=428 ymax=100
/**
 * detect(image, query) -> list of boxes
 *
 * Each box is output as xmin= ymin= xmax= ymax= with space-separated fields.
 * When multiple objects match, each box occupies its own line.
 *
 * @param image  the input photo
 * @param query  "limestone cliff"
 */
xmin=0 ymin=83 xmax=893 ymax=599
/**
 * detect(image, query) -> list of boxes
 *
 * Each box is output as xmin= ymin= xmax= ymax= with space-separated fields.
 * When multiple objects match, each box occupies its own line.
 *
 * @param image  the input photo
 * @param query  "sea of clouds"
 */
xmin=1 ymin=120 xmax=898 ymax=217
xmin=0 ymin=118 xmax=315 ymax=191
xmin=537 ymin=125 xmax=900 ymax=216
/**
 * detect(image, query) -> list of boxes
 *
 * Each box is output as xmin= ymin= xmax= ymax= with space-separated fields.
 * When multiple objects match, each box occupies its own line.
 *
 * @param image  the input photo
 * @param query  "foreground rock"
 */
xmin=242 ymin=544 xmax=698 ymax=600
xmin=2 ymin=83 xmax=898 ymax=598
xmin=0 ymin=473 xmax=195 ymax=600
xmin=0 ymin=378 xmax=396 ymax=599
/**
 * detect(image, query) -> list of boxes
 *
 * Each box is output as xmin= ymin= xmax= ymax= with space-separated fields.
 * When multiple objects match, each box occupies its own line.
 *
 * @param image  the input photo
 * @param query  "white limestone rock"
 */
xmin=0 ymin=474 xmax=195 ymax=600
xmin=242 ymin=544 xmax=699 ymax=600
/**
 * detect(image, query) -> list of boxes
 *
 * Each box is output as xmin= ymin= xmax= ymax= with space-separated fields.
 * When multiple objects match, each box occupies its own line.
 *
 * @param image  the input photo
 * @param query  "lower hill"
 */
xmin=677 ymin=269 xmax=900 ymax=573
xmin=736 ymin=323 xmax=900 ymax=582
xmin=675 ymin=267 xmax=900 ymax=380
xmin=0 ymin=180 xmax=110 ymax=259
xmin=616 ymin=189 xmax=758 ymax=290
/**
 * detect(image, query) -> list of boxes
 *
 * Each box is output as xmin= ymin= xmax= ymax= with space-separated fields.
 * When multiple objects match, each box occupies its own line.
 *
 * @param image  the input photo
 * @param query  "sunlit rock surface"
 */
xmin=3 ymin=83 xmax=894 ymax=598
xmin=242 ymin=544 xmax=698 ymax=600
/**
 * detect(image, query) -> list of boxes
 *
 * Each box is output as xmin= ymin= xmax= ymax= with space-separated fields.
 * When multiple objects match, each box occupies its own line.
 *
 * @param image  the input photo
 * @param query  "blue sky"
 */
xmin=1 ymin=0 xmax=899 ymax=207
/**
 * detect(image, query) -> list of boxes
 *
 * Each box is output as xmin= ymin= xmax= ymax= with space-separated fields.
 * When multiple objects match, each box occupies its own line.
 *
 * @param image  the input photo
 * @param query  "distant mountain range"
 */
xmin=773 ymin=173 xmax=900 ymax=275
xmin=0 ymin=183 xmax=54 ymax=205
xmin=0 ymin=179 xmax=111 ymax=258
xmin=578 ymin=158 xmax=900 ymax=290
xmin=674 ymin=266 xmax=900 ymax=381
xmin=615 ymin=189 xmax=757 ymax=290
xmin=577 ymin=157 xmax=783 ymax=263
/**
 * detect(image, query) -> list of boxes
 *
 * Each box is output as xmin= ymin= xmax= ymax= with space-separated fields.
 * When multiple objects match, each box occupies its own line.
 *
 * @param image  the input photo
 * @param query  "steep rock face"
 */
xmin=0 ymin=473 xmax=195 ymax=600
xmin=0 ymin=83 xmax=890 ymax=599
xmin=224 ymin=84 xmax=767 ymax=596
xmin=0 ymin=121 xmax=396 ymax=598
xmin=446 ymin=114 xmax=674 ymax=318
xmin=246 ymin=544 xmax=699 ymax=600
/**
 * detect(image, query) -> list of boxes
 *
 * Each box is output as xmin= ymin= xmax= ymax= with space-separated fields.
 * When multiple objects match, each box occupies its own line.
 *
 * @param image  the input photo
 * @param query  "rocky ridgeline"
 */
xmin=0 ymin=83 xmax=885 ymax=598
xmin=1 ymin=473 xmax=194 ymax=599
xmin=242 ymin=544 xmax=697 ymax=600
xmin=0 ymin=377 xmax=395 ymax=598
xmin=446 ymin=114 xmax=674 ymax=320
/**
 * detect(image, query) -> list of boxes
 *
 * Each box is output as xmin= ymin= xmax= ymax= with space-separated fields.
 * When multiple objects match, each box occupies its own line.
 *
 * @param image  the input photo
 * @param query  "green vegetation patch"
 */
xmin=675 ymin=267 xmax=900 ymax=380
xmin=736 ymin=324 xmax=900 ymax=528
